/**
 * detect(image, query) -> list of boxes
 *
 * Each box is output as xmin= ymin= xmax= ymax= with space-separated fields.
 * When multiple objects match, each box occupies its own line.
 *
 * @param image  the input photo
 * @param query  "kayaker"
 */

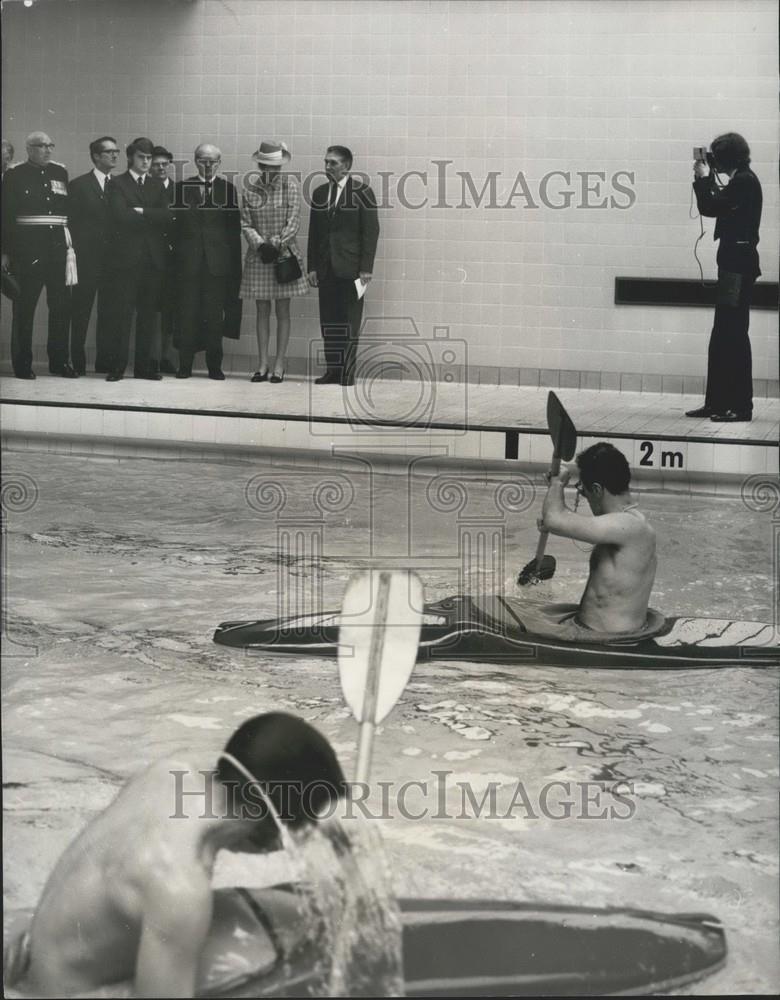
xmin=538 ymin=442 xmax=658 ymax=635
xmin=3 ymin=713 xmax=346 ymax=998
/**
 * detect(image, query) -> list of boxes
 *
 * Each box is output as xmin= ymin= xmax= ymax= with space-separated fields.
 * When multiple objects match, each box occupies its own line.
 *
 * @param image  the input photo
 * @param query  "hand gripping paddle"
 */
xmin=517 ymin=391 xmax=578 ymax=585
xmin=338 ymin=569 xmax=424 ymax=784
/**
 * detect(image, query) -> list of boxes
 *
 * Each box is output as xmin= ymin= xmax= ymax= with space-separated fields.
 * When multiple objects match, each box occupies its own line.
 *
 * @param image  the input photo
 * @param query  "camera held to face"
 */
xmin=693 ymin=147 xmax=717 ymax=170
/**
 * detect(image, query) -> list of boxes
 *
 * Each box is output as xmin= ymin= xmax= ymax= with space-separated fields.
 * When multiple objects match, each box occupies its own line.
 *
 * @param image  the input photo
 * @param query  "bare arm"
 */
xmin=540 ymin=474 xmax=641 ymax=545
xmin=134 ymin=877 xmax=213 ymax=999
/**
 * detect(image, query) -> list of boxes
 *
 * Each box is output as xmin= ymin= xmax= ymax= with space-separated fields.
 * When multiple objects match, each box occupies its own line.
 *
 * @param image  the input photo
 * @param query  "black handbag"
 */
xmin=275 ymin=251 xmax=302 ymax=285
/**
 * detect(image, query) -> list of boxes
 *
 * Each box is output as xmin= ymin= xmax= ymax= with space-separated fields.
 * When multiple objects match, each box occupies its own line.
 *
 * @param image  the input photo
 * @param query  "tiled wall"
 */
xmin=2 ymin=0 xmax=777 ymax=389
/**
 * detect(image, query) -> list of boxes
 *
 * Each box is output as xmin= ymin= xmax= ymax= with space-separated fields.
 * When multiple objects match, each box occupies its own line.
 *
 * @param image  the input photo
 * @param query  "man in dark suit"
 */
xmin=67 ymin=136 xmax=120 ymax=375
xmin=687 ymin=132 xmax=762 ymax=423
xmin=170 ymin=143 xmax=242 ymax=380
xmin=104 ymin=137 xmax=170 ymax=381
xmin=150 ymin=145 xmax=178 ymax=374
xmin=307 ymin=145 xmax=379 ymax=385
xmin=1 ymin=131 xmax=76 ymax=379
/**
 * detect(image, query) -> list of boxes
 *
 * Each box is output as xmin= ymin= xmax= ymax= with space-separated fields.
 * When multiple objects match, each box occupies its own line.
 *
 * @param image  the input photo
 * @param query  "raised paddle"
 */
xmin=517 ymin=391 xmax=578 ymax=586
xmin=338 ymin=569 xmax=424 ymax=785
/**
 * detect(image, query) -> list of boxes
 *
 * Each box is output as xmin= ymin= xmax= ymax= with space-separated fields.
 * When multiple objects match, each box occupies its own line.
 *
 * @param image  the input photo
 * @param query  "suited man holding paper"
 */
xmin=307 ymin=146 xmax=379 ymax=386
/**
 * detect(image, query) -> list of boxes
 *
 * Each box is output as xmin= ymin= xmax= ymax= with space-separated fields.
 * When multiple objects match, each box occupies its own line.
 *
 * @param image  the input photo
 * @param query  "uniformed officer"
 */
xmin=1 ymin=131 xmax=76 ymax=379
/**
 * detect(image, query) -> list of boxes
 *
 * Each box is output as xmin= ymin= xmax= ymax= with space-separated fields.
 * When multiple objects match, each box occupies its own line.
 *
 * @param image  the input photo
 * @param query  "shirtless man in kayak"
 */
xmin=3 ymin=712 xmax=346 ymax=998
xmin=539 ymin=442 xmax=657 ymax=634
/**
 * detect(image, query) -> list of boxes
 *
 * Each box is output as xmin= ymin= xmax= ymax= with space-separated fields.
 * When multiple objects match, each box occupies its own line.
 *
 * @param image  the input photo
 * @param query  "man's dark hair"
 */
xmin=218 ymin=712 xmax=346 ymax=830
xmin=326 ymin=145 xmax=353 ymax=169
xmin=711 ymin=133 xmax=751 ymax=172
xmin=152 ymin=145 xmax=173 ymax=161
xmin=126 ymin=136 xmax=154 ymax=159
xmin=89 ymin=136 xmax=118 ymax=163
xmin=576 ymin=442 xmax=631 ymax=495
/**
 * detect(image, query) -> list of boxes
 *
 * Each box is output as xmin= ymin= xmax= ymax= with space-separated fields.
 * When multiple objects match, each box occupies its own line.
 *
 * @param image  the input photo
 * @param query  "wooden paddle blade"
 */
xmin=338 ymin=570 xmax=424 ymax=724
xmin=546 ymin=391 xmax=578 ymax=461
xmin=517 ymin=554 xmax=556 ymax=586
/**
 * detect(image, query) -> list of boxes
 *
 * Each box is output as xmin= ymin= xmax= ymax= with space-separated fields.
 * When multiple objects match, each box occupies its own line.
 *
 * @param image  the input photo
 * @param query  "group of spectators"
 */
xmin=1 ymin=133 xmax=379 ymax=386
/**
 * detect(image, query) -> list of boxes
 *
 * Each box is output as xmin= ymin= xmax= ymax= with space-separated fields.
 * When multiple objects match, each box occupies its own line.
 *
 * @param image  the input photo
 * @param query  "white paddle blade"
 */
xmin=338 ymin=569 xmax=424 ymax=724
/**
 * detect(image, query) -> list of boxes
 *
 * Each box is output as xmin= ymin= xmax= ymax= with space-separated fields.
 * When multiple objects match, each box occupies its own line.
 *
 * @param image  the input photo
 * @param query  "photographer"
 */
xmin=686 ymin=133 xmax=762 ymax=423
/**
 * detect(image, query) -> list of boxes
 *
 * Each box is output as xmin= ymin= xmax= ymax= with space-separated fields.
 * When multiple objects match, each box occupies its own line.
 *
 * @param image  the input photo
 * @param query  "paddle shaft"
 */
xmin=354 ymin=571 xmax=392 ymax=785
xmin=532 ymin=451 xmax=563 ymax=566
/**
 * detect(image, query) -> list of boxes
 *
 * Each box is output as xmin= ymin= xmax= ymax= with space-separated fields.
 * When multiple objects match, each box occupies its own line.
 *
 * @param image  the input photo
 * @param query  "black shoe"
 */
xmin=315 ymin=371 xmax=340 ymax=385
xmin=15 ymin=370 xmax=36 ymax=380
xmin=51 ymin=363 xmax=78 ymax=378
xmin=106 ymin=372 xmax=123 ymax=382
xmin=208 ymin=370 xmax=226 ymax=380
xmin=251 ymin=370 xmax=269 ymax=383
xmin=159 ymin=359 xmax=177 ymax=374
xmin=176 ymin=370 xmax=192 ymax=379
xmin=270 ymin=371 xmax=285 ymax=384
xmin=711 ymin=410 xmax=752 ymax=423
xmin=340 ymin=375 xmax=355 ymax=387
xmin=135 ymin=372 xmax=163 ymax=381
xmin=685 ymin=405 xmax=713 ymax=418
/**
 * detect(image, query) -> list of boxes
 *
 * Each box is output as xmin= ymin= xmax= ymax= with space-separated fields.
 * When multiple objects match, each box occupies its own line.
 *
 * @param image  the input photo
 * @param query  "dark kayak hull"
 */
xmin=213 ymin=595 xmax=779 ymax=669
xmin=200 ymin=889 xmax=726 ymax=997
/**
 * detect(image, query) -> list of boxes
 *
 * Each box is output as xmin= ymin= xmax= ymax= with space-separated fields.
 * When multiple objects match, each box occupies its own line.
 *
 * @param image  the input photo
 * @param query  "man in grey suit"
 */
xmin=307 ymin=146 xmax=379 ymax=386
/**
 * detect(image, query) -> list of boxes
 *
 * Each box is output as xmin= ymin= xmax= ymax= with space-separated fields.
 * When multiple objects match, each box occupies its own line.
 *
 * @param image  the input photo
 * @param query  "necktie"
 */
xmin=327 ymin=181 xmax=338 ymax=217
xmin=204 ymin=180 xmax=213 ymax=208
xmin=137 ymin=175 xmax=144 ymax=190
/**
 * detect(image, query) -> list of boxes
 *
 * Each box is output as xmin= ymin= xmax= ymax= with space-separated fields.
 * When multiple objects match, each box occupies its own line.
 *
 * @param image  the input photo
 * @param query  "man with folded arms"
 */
xmin=67 ymin=136 xmax=120 ymax=375
xmin=1 ymin=131 xmax=76 ymax=379
xmin=104 ymin=137 xmax=170 ymax=382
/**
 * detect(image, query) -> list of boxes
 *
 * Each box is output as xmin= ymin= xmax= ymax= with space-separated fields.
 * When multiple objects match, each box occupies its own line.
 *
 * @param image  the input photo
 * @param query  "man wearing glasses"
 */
xmin=1 ymin=131 xmax=76 ymax=379
xmin=536 ymin=443 xmax=659 ymax=638
xmin=67 ymin=137 xmax=121 ymax=375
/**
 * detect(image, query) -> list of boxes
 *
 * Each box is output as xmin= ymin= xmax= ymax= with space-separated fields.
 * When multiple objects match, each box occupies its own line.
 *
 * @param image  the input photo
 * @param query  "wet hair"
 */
xmin=89 ymin=136 xmax=118 ymax=163
xmin=218 ymin=713 xmax=346 ymax=830
xmin=152 ymin=145 xmax=173 ymax=161
xmin=576 ymin=442 xmax=631 ymax=495
xmin=710 ymin=133 xmax=751 ymax=172
xmin=126 ymin=136 xmax=154 ymax=159
xmin=326 ymin=145 xmax=353 ymax=169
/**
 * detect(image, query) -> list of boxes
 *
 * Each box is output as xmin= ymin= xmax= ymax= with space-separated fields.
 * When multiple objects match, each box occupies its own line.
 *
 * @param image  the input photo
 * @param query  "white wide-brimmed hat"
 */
xmin=252 ymin=141 xmax=284 ymax=166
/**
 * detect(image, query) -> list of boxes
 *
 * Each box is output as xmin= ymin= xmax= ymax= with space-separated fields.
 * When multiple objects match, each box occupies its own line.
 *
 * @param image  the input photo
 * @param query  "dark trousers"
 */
xmin=317 ymin=270 xmax=364 ymax=381
xmin=704 ymin=269 xmax=755 ymax=415
xmin=106 ymin=255 xmax=163 ymax=376
xmin=69 ymin=256 xmax=111 ymax=373
xmin=11 ymin=247 xmax=70 ymax=375
xmin=157 ymin=261 xmax=178 ymax=367
xmin=177 ymin=261 xmax=225 ymax=374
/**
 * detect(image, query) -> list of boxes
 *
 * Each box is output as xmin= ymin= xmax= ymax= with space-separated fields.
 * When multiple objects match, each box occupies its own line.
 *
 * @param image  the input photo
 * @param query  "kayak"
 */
xmin=214 ymin=594 xmax=779 ymax=669
xmin=2 ymin=889 xmax=727 ymax=998
xmin=197 ymin=886 xmax=727 ymax=997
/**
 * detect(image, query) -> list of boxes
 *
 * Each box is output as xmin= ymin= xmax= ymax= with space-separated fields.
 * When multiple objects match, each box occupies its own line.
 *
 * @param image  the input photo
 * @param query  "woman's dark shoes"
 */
xmin=710 ymin=410 xmax=752 ymax=422
xmin=685 ymin=405 xmax=713 ymax=418
xmin=251 ymin=370 xmax=269 ymax=382
xmin=106 ymin=372 xmax=123 ymax=382
xmin=270 ymin=371 xmax=285 ymax=384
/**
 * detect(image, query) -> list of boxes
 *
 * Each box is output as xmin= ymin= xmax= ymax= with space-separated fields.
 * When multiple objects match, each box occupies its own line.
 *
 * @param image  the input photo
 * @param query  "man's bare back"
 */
xmin=539 ymin=445 xmax=657 ymax=634
xmin=4 ymin=713 xmax=346 ymax=999
xmin=20 ymin=756 xmax=217 ymax=997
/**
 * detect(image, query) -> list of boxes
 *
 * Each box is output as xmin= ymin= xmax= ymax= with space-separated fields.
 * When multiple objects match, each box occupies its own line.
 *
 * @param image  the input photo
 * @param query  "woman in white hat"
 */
xmin=239 ymin=141 xmax=308 ymax=382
